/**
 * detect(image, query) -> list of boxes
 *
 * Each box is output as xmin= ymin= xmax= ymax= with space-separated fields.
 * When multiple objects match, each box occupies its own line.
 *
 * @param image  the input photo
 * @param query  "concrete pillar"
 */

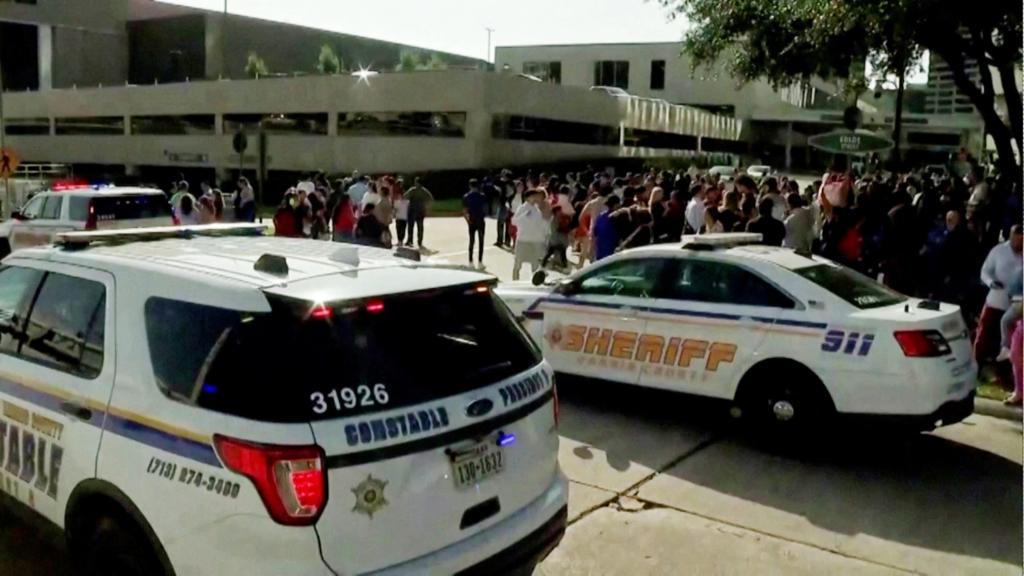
xmin=125 ymin=164 xmax=139 ymax=176
xmin=327 ymin=111 xmax=338 ymax=136
xmin=123 ymin=115 xmax=131 ymax=136
xmin=214 ymin=113 xmax=224 ymax=136
xmin=37 ymin=25 xmax=53 ymax=91
xmin=784 ymin=121 xmax=793 ymax=171
xmin=696 ymin=135 xmax=703 ymax=154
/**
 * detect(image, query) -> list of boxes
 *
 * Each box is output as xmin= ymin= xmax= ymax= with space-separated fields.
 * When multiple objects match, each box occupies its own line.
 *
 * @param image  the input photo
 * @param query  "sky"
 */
xmin=160 ymin=0 xmax=686 ymax=61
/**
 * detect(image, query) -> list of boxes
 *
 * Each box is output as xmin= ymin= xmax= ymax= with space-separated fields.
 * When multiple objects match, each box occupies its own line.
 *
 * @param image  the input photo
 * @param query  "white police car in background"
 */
xmin=498 ymin=234 xmax=976 ymax=431
xmin=0 ymin=224 xmax=566 ymax=575
xmin=0 ymin=185 xmax=172 ymax=259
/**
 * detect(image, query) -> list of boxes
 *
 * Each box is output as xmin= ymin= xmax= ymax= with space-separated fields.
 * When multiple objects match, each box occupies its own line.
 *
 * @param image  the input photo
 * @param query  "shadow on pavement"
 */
xmin=555 ymin=376 xmax=1023 ymax=568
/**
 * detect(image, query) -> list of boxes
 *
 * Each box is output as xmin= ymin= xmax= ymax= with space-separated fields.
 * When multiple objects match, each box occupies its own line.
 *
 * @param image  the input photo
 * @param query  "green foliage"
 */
xmin=244 ymin=51 xmax=269 ymax=78
xmin=657 ymin=0 xmax=1022 ymax=179
xmin=396 ymin=50 xmax=421 ymax=72
xmin=316 ymin=44 xmax=344 ymax=74
xmin=423 ymin=53 xmax=448 ymax=70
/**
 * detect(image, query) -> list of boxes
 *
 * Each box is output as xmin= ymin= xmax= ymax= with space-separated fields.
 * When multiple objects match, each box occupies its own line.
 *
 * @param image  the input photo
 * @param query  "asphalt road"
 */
xmin=2 ymin=217 xmax=1021 ymax=575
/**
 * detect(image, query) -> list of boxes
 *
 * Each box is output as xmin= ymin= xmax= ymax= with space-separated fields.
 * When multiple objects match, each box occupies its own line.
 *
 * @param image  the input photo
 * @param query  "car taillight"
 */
xmin=893 ymin=330 xmax=951 ymax=357
xmin=85 ymin=202 xmax=97 ymax=231
xmin=213 ymin=435 xmax=327 ymax=526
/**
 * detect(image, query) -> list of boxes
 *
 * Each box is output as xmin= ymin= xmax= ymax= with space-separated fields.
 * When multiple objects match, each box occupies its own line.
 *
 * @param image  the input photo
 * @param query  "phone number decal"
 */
xmin=146 ymin=457 xmax=240 ymax=498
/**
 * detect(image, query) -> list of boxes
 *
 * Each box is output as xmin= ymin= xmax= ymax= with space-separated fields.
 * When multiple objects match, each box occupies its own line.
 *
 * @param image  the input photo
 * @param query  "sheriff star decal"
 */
xmin=351 ymin=475 xmax=388 ymax=518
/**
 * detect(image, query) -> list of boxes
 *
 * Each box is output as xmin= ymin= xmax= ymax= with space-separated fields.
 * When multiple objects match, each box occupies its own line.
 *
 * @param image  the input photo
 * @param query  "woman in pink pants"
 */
xmin=1008 ymin=319 xmax=1023 ymax=405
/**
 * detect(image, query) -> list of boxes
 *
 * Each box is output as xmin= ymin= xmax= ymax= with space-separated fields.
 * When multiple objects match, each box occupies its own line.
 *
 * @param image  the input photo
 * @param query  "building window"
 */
xmin=55 ymin=117 xmax=124 ymax=136
xmin=650 ymin=60 xmax=666 ymax=90
xmin=4 ymin=117 xmax=49 ymax=135
xmin=594 ymin=60 xmax=629 ymax=90
xmin=337 ymin=112 xmax=466 ymax=138
xmin=522 ymin=61 xmax=562 ymax=83
xmin=223 ymin=113 xmax=328 ymax=135
xmin=131 ymin=115 xmax=215 ymax=135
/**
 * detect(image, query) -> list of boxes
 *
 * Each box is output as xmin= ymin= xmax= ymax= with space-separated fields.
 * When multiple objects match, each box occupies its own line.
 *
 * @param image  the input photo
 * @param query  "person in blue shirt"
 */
xmin=462 ymin=179 xmax=488 ymax=268
xmin=593 ymin=194 xmax=622 ymax=261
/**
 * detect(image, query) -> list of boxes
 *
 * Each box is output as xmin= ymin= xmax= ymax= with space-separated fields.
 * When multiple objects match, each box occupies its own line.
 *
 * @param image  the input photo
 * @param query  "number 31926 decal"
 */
xmin=146 ymin=457 xmax=240 ymax=498
xmin=311 ymin=384 xmax=389 ymax=415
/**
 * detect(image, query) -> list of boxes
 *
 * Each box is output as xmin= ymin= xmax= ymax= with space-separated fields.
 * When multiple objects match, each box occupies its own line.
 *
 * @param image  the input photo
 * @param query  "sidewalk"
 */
xmin=975 ymin=397 xmax=1024 ymax=423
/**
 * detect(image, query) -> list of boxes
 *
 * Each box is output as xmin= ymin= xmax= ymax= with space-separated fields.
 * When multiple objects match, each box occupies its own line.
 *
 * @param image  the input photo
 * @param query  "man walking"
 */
xmin=511 ymin=189 xmax=550 ymax=280
xmin=975 ymin=225 xmax=1024 ymax=390
xmin=405 ymin=177 xmax=433 ymax=248
xmin=746 ymin=198 xmax=785 ymax=246
xmin=463 ymin=179 xmax=488 ymax=268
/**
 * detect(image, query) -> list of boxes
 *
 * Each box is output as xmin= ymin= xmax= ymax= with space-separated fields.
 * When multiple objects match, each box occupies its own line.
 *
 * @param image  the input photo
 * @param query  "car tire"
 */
xmin=74 ymin=511 xmax=167 ymax=576
xmin=737 ymin=364 xmax=834 ymax=435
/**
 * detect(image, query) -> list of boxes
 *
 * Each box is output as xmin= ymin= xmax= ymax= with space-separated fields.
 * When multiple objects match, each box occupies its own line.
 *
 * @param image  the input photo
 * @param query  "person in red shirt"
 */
xmin=273 ymin=191 xmax=301 ymax=237
xmin=331 ymin=193 xmax=357 ymax=241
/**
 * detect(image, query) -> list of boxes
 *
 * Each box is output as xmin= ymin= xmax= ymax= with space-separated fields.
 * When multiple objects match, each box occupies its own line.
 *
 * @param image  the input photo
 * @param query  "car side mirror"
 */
xmin=10 ymin=210 xmax=23 ymax=220
xmin=554 ymin=277 xmax=578 ymax=295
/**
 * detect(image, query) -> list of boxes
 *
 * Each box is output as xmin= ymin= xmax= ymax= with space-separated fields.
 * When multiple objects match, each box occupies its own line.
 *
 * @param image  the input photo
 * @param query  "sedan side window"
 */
xmin=0 ymin=266 xmax=45 ymax=355
xmin=39 ymin=195 xmax=63 ymax=220
xmin=576 ymin=258 xmax=666 ymax=298
xmin=669 ymin=259 xmax=795 ymax=309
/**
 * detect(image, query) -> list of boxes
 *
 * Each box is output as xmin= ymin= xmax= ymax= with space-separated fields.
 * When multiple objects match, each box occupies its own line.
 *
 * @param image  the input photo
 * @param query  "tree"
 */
xmin=658 ymin=0 xmax=1022 ymax=183
xmin=244 ymin=51 xmax=269 ymax=79
xmin=396 ymin=50 xmax=421 ymax=72
xmin=316 ymin=44 xmax=344 ymax=74
xmin=423 ymin=53 xmax=448 ymax=70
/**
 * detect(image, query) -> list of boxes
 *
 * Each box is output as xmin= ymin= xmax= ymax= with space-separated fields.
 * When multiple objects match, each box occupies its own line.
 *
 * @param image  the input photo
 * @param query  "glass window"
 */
xmin=55 ymin=117 xmax=124 ymax=136
xmin=39 ymin=195 xmax=62 ymax=220
xmin=20 ymin=273 xmax=106 ymax=378
xmin=576 ymin=258 xmax=667 ymax=298
xmin=650 ymin=60 xmax=666 ymax=90
xmin=795 ymin=264 xmax=906 ymax=309
xmin=491 ymin=114 xmax=619 ymax=146
xmin=68 ymin=196 xmax=90 ymax=222
xmin=0 ymin=266 xmax=44 ymax=356
xmin=144 ymin=286 xmax=541 ymax=423
xmin=594 ymin=60 xmax=629 ymax=90
xmin=91 ymin=194 xmax=172 ymax=222
xmin=19 ymin=195 xmax=45 ymax=219
xmin=668 ymin=260 xmax=795 ymax=308
xmin=523 ymin=61 xmax=562 ymax=83
xmin=337 ymin=112 xmax=467 ymax=138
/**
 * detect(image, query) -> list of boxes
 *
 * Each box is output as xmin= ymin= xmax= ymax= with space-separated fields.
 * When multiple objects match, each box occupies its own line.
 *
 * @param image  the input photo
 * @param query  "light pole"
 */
xmin=221 ymin=0 xmax=228 ymax=78
xmin=485 ymin=27 xmax=494 ymax=63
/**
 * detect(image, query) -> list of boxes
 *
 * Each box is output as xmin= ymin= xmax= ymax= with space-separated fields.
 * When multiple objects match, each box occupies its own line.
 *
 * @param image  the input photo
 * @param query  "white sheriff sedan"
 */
xmin=497 ymin=234 xmax=977 ymax=430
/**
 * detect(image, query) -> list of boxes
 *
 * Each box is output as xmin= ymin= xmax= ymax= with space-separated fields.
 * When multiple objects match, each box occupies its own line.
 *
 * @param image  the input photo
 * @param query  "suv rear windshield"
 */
xmin=144 ymin=285 xmax=541 ymax=422
xmin=86 ymin=193 xmax=171 ymax=222
xmin=795 ymin=264 xmax=907 ymax=309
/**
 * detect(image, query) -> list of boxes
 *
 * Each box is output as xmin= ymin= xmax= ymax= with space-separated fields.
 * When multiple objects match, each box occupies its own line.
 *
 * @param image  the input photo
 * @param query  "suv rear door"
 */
xmin=0 ymin=261 xmax=114 ymax=527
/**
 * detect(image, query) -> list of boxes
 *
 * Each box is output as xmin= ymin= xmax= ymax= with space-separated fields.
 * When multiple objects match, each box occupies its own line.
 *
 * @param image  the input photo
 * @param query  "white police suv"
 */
xmin=498 ymin=234 xmax=976 ymax=431
xmin=0 ymin=224 xmax=566 ymax=575
xmin=0 ymin=185 xmax=172 ymax=259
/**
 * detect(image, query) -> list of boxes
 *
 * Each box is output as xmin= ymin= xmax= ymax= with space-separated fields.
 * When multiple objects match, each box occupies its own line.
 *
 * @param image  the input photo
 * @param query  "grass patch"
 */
xmin=977 ymin=383 xmax=1008 ymax=401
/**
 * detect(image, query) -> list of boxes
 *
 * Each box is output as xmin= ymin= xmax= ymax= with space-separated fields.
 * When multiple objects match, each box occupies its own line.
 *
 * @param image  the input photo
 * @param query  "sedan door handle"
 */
xmin=60 ymin=401 xmax=93 ymax=422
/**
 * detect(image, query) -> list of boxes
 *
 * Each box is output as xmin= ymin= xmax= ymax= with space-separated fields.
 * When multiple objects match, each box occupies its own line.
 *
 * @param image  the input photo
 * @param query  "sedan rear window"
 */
xmin=144 ymin=285 xmax=541 ymax=422
xmin=795 ymin=264 xmax=906 ymax=309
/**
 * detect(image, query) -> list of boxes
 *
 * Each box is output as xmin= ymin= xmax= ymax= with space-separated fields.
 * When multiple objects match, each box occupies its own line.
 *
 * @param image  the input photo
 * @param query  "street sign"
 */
xmin=0 ymin=148 xmax=20 ymax=178
xmin=808 ymin=130 xmax=894 ymax=155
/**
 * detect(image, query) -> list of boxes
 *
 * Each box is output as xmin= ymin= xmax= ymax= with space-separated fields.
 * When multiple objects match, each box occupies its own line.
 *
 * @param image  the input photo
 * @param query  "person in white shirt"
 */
xmin=347 ymin=175 xmax=370 ymax=206
xmin=975 ymin=225 xmax=1024 ymax=390
xmin=511 ymin=189 xmax=551 ymax=281
xmin=684 ymin=185 xmax=706 ymax=234
xmin=360 ymin=182 xmax=381 ymax=212
xmin=783 ymin=193 xmax=815 ymax=254
xmin=296 ymin=175 xmax=316 ymax=197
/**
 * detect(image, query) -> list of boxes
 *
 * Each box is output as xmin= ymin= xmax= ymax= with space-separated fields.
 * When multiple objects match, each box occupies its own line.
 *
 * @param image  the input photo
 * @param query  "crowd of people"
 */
xmin=162 ymin=156 xmax=1023 ymax=405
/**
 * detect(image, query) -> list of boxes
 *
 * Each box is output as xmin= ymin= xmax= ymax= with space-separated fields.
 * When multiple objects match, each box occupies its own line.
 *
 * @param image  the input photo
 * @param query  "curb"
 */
xmin=974 ymin=397 xmax=1023 ymax=422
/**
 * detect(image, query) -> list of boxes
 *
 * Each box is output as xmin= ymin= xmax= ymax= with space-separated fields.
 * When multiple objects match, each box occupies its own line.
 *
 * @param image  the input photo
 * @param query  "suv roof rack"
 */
xmin=681 ymin=233 xmax=762 ymax=251
xmin=55 ymin=223 xmax=267 ymax=248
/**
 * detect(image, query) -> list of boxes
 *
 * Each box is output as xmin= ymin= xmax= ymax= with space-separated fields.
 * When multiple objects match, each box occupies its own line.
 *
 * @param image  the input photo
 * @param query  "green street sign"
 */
xmin=808 ymin=130 xmax=894 ymax=155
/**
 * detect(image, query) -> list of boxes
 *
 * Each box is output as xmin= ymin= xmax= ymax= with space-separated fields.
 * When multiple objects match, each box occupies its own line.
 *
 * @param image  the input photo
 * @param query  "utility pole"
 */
xmin=0 ymin=56 xmax=8 ymax=219
xmin=485 ymin=27 xmax=494 ymax=63
xmin=221 ymin=0 xmax=228 ymax=79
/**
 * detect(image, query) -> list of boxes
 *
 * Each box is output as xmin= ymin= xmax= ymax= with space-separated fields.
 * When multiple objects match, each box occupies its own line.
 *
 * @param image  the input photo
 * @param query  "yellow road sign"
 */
xmin=0 ymin=148 xmax=20 ymax=178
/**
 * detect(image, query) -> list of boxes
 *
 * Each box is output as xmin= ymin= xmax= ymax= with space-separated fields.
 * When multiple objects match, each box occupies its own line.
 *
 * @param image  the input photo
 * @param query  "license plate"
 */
xmin=450 ymin=441 xmax=504 ymax=489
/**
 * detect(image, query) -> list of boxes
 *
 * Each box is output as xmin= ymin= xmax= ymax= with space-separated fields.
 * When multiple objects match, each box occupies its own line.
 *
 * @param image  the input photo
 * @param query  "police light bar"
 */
xmin=55 ymin=223 xmax=268 ymax=248
xmin=681 ymin=233 xmax=763 ymax=250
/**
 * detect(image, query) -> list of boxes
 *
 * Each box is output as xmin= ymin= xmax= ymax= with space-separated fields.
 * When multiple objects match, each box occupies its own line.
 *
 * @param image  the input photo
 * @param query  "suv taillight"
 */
xmin=85 ymin=201 xmax=97 ymax=231
xmin=893 ymin=330 xmax=951 ymax=357
xmin=213 ymin=435 xmax=327 ymax=526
